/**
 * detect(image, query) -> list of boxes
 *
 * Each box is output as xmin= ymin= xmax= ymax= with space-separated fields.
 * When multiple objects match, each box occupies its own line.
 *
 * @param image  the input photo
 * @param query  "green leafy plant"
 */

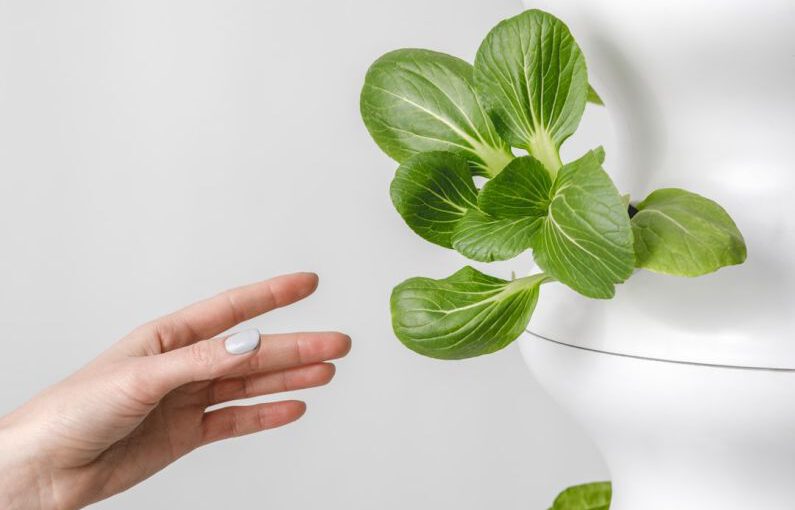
xmin=361 ymin=9 xmax=746 ymax=360
xmin=548 ymin=482 xmax=612 ymax=510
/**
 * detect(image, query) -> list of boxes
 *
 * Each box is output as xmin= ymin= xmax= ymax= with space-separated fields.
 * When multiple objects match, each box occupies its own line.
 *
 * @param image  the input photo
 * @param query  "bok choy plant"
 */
xmin=360 ymin=9 xmax=746 ymax=360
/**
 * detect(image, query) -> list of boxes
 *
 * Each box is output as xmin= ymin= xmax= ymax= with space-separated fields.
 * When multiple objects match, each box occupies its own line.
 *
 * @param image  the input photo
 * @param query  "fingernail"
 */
xmin=225 ymin=329 xmax=261 ymax=355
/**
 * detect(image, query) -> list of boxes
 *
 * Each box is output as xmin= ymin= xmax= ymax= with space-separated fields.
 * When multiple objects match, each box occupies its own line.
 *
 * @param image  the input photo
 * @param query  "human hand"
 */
xmin=0 ymin=272 xmax=351 ymax=510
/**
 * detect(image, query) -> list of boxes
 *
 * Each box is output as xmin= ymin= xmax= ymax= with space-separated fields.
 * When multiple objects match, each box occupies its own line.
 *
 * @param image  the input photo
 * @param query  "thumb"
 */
xmin=144 ymin=329 xmax=261 ymax=398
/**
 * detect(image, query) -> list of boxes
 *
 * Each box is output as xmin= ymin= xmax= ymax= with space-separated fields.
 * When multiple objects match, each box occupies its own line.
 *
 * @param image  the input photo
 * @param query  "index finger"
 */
xmin=130 ymin=272 xmax=319 ymax=353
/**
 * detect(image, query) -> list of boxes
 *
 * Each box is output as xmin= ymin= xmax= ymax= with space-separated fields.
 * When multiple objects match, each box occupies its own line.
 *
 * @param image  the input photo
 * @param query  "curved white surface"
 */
xmin=520 ymin=333 xmax=795 ymax=510
xmin=517 ymin=0 xmax=795 ymax=368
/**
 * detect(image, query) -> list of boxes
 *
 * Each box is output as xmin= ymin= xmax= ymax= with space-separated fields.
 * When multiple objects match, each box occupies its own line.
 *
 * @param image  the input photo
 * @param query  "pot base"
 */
xmin=519 ymin=333 xmax=795 ymax=510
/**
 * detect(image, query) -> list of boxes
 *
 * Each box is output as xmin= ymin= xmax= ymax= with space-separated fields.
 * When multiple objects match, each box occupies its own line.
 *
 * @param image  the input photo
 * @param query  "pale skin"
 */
xmin=0 ymin=272 xmax=351 ymax=510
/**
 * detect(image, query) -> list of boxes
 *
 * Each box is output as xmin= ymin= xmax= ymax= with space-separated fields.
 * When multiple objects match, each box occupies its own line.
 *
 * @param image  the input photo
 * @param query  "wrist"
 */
xmin=0 ymin=418 xmax=58 ymax=510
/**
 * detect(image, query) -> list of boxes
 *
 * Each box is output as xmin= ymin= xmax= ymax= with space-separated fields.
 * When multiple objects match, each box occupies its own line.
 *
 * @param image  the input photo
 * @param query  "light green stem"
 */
xmin=527 ymin=130 xmax=562 ymax=178
xmin=511 ymin=272 xmax=554 ymax=290
xmin=474 ymin=141 xmax=515 ymax=178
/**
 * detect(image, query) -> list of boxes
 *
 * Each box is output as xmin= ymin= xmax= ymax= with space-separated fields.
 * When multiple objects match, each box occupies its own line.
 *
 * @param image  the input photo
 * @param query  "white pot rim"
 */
xmin=524 ymin=329 xmax=795 ymax=372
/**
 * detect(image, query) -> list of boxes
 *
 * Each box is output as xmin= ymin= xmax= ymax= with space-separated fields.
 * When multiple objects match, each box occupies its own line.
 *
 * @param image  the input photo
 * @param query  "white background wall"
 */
xmin=0 ymin=1 xmax=607 ymax=508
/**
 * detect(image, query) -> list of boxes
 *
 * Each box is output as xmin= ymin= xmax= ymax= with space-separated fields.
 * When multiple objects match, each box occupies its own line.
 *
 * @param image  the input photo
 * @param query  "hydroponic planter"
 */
xmin=519 ymin=333 xmax=795 ymax=510
xmin=517 ymin=0 xmax=795 ymax=506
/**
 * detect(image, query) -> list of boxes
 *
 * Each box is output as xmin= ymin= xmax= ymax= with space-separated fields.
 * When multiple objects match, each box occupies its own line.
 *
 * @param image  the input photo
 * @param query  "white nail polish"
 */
xmin=225 ymin=329 xmax=261 ymax=355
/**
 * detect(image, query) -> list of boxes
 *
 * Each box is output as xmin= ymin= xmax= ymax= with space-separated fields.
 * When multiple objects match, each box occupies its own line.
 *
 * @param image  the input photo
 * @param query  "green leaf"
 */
xmin=474 ymin=10 xmax=588 ymax=173
xmin=361 ymin=48 xmax=514 ymax=177
xmin=451 ymin=209 xmax=538 ymax=262
xmin=390 ymin=151 xmax=478 ymax=248
xmin=532 ymin=150 xmax=635 ymax=298
xmin=593 ymin=145 xmax=606 ymax=165
xmin=448 ymin=155 xmax=551 ymax=262
xmin=475 ymin=149 xmax=633 ymax=298
xmin=478 ymin=155 xmax=552 ymax=220
xmin=587 ymin=84 xmax=604 ymax=106
xmin=391 ymin=267 xmax=547 ymax=359
xmin=390 ymin=151 xmax=539 ymax=262
xmin=632 ymin=188 xmax=747 ymax=276
xmin=548 ymin=482 xmax=612 ymax=510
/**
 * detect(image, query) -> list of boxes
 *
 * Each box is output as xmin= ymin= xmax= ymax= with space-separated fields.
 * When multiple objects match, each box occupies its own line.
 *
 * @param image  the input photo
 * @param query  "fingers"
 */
xmin=142 ymin=330 xmax=350 ymax=400
xmin=200 ymin=400 xmax=306 ymax=445
xmin=141 ymin=329 xmax=262 ymax=399
xmin=247 ymin=331 xmax=351 ymax=374
xmin=139 ymin=272 xmax=320 ymax=352
xmin=207 ymin=363 xmax=336 ymax=405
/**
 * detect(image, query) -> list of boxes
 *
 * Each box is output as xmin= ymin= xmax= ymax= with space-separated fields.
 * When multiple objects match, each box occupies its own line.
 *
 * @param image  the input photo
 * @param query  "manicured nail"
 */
xmin=225 ymin=329 xmax=261 ymax=355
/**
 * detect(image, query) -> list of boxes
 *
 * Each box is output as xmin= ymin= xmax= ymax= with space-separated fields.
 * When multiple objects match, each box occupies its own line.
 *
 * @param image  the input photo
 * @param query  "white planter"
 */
xmin=516 ymin=0 xmax=795 ymax=368
xmin=515 ymin=0 xmax=795 ymax=505
xmin=519 ymin=333 xmax=795 ymax=510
